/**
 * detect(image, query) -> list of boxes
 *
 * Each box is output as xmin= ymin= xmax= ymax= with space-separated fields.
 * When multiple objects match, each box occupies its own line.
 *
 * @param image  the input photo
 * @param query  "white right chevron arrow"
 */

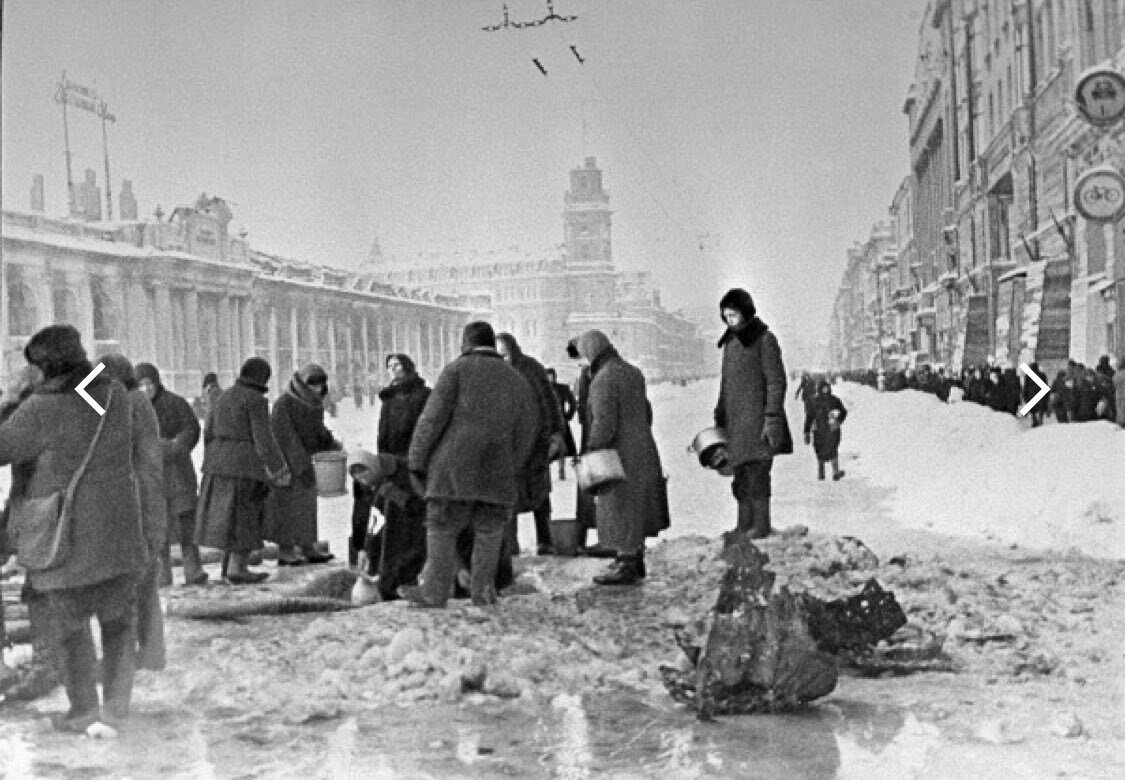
xmin=1018 ymin=363 xmax=1049 ymax=417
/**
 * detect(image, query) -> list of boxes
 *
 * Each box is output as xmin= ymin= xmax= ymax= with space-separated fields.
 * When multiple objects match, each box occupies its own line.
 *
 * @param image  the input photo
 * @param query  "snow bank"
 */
xmin=834 ymin=382 xmax=1125 ymax=558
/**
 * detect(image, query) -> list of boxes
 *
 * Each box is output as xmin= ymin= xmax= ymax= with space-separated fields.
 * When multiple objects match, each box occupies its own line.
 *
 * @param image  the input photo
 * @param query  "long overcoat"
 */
xmin=377 ymin=375 xmax=430 ymax=456
xmin=200 ymin=380 xmax=288 ymax=483
xmin=714 ymin=318 xmax=793 ymax=466
xmin=0 ymin=370 xmax=164 ymax=591
xmin=803 ymin=391 xmax=847 ymax=461
xmin=266 ymin=373 xmax=340 ymax=547
xmin=408 ymin=348 xmax=537 ymax=509
xmin=507 ymin=348 xmax=566 ymax=512
xmin=585 ymin=348 xmax=670 ymax=543
xmin=149 ymin=385 xmax=201 ymax=515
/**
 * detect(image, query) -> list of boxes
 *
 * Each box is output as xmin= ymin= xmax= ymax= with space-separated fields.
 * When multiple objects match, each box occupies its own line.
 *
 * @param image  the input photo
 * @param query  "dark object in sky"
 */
xmin=481 ymin=3 xmax=514 ymax=32
xmin=516 ymin=0 xmax=579 ymax=28
xmin=533 ymin=58 xmax=548 ymax=76
xmin=570 ymin=45 xmax=585 ymax=64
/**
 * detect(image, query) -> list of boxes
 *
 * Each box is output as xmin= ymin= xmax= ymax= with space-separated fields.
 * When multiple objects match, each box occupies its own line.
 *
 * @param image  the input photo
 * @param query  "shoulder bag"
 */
xmin=11 ymin=386 xmax=115 ymax=571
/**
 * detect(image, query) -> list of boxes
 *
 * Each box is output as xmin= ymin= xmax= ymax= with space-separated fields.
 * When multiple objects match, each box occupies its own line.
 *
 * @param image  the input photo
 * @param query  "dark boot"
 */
xmin=57 ymin=626 xmax=101 ymax=731
xmin=817 ymin=461 xmax=825 ymax=481
xmin=99 ymin=618 xmax=137 ymax=725
xmin=735 ymin=500 xmax=755 ymax=534
xmin=748 ymin=498 xmax=771 ymax=539
xmin=593 ymin=555 xmax=641 ymax=586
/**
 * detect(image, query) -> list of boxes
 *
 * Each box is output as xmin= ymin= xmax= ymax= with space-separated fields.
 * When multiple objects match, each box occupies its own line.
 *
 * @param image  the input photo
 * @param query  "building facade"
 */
xmin=368 ymin=158 xmax=710 ymax=383
xmin=829 ymin=0 xmax=1125 ymax=377
xmin=2 ymin=189 xmax=479 ymax=399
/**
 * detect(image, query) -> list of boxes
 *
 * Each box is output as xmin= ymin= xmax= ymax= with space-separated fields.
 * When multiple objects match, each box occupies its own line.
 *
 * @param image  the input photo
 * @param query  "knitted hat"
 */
xmin=239 ymin=357 xmax=272 ymax=389
xmin=23 ymin=324 xmax=88 ymax=380
xmin=135 ymin=362 xmax=161 ymax=387
xmin=718 ymin=288 xmax=757 ymax=322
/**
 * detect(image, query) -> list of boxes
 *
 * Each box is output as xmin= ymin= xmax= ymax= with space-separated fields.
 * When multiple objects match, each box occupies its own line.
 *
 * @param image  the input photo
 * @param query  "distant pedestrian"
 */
xmin=196 ymin=357 xmax=291 ymax=584
xmin=266 ymin=363 xmax=342 ymax=566
xmin=714 ymin=288 xmax=793 ymax=539
xmin=201 ymin=372 xmax=223 ymax=421
xmin=405 ymin=321 xmax=536 ymax=607
xmin=1022 ymin=362 xmax=1048 ymax=427
xmin=545 ymin=367 xmax=577 ymax=480
xmin=803 ymin=379 xmax=847 ymax=481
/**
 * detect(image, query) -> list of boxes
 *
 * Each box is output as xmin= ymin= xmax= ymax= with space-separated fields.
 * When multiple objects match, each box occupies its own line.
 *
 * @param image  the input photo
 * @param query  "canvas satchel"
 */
xmin=11 ymin=386 xmax=114 ymax=571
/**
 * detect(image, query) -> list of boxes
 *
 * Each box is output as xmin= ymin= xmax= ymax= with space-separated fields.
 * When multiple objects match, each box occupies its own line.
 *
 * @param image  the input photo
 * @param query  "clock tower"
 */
xmin=563 ymin=157 xmax=617 ymax=313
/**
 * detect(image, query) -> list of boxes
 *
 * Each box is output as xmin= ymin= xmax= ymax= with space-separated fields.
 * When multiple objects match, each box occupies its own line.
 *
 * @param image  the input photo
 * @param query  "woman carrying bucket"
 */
xmin=266 ymin=364 xmax=343 ymax=566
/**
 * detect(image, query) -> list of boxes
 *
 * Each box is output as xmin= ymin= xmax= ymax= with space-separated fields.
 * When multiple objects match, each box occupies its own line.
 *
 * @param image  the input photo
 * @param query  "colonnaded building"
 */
xmin=1 ymin=158 xmax=708 ymax=399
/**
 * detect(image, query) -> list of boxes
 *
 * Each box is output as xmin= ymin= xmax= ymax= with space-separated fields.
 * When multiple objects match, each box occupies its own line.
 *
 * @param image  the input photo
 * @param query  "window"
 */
xmin=90 ymin=277 xmax=119 ymax=342
xmin=7 ymin=268 xmax=38 ymax=337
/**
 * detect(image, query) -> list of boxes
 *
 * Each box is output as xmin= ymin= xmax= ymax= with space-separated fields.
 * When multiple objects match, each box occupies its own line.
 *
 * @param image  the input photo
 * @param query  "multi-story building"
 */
xmin=829 ymin=0 xmax=1125 ymax=376
xmin=369 ymin=157 xmax=710 ymax=383
xmin=2 ymin=183 xmax=479 ymax=398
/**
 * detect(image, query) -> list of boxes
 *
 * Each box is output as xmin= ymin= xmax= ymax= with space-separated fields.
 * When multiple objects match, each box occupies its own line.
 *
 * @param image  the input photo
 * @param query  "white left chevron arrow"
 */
xmin=76 ymin=362 xmax=106 ymax=415
xmin=1018 ymin=362 xmax=1049 ymax=417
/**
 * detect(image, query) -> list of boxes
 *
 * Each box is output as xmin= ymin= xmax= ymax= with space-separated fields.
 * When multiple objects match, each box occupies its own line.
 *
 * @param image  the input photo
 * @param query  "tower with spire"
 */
xmin=563 ymin=157 xmax=616 ymax=314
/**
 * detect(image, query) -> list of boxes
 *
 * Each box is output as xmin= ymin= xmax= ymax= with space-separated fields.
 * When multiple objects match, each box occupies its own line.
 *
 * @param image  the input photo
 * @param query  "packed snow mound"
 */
xmin=835 ymin=382 xmax=1125 ymax=558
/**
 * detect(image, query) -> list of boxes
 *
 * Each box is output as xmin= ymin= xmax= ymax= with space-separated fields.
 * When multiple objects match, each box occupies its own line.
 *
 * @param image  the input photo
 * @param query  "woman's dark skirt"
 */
xmin=194 ymin=474 xmax=270 ymax=553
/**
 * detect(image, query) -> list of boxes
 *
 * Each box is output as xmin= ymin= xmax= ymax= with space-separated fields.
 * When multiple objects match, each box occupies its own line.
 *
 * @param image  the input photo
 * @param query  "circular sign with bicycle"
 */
xmin=1073 ymin=165 xmax=1125 ymax=222
xmin=1075 ymin=67 xmax=1125 ymax=127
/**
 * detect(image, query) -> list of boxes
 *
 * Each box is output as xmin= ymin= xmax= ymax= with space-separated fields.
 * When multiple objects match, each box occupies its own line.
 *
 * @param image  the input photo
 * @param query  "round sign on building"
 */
xmin=1073 ymin=165 xmax=1125 ymax=223
xmin=1074 ymin=66 xmax=1125 ymax=127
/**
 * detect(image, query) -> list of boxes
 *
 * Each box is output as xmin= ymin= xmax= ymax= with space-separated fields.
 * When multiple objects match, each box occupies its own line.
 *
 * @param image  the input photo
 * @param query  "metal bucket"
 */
xmin=687 ymin=426 xmax=728 ymax=467
xmin=575 ymin=449 xmax=627 ymax=495
xmin=312 ymin=451 xmax=348 ymax=497
xmin=549 ymin=518 xmax=581 ymax=556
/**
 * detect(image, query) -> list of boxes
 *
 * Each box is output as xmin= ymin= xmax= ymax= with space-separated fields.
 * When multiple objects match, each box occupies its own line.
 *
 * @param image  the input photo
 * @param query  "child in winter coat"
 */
xmin=803 ymin=380 xmax=848 ymax=481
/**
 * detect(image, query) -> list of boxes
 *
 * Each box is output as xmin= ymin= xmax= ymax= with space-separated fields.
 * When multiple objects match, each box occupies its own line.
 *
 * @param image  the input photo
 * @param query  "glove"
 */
xmin=761 ymin=417 xmax=786 ymax=452
xmin=409 ymin=471 xmax=427 ymax=497
xmin=803 ymin=432 xmax=811 ymax=446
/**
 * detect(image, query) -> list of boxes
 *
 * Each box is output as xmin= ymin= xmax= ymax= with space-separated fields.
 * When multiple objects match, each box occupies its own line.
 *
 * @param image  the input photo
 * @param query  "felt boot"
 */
xmin=593 ymin=554 xmax=641 ymax=586
xmin=748 ymin=498 xmax=772 ymax=539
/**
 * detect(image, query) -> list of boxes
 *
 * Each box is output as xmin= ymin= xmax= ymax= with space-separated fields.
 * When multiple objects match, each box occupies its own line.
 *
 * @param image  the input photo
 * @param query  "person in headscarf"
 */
xmin=496 ymin=332 xmax=567 ymax=556
xmin=201 ymin=371 xmax=223 ymax=420
xmin=265 ymin=363 xmax=342 ymax=566
xmin=102 ymin=355 xmax=168 ymax=673
xmin=131 ymin=362 xmax=207 ymax=587
xmin=802 ymin=378 xmax=847 ymax=482
xmin=404 ymin=321 xmax=537 ymax=607
xmin=576 ymin=329 xmax=669 ymax=585
xmin=196 ymin=357 xmax=291 ymax=584
xmin=0 ymin=326 xmax=162 ymax=731
xmin=714 ymin=288 xmax=792 ymax=539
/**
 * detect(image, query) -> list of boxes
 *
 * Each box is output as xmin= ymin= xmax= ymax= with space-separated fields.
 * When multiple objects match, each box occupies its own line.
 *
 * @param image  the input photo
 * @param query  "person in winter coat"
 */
xmin=0 ymin=326 xmax=164 ymax=732
xmin=576 ymin=329 xmax=669 ymax=585
xmin=496 ymin=332 xmax=567 ymax=556
xmin=803 ymin=379 xmax=848 ymax=481
xmin=1022 ymin=362 xmax=1048 ymax=427
xmin=201 ymin=372 xmax=223 ymax=419
xmin=196 ymin=357 xmax=291 ymax=584
xmin=266 ymin=364 xmax=342 ymax=566
xmin=0 ymin=363 xmax=62 ymax=704
xmin=714 ymin=288 xmax=793 ymax=539
xmin=567 ymin=340 xmax=603 ymax=556
xmin=102 ymin=355 xmax=169 ymax=674
xmin=405 ymin=321 xmax=537 ymax=607
xmin=132 ymin=362 xmax=207 ymax=587
xmin=1050 ymin=371 xmax=1071 ymax=422
xmin=545 ymin=367 xmax=578 ymax=480
xmin=350 ymin=353 xmax=430 ymax=569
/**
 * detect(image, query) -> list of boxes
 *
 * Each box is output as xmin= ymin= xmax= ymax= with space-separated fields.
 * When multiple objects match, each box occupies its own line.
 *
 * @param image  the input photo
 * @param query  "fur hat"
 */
xmin=239 ymin=357 xmax=272 ymax=389
xmin=102 ymin=354 xmax=138 ymax=390
xmin=135 ymin=362 xmax=161 ymax=387
xmin=461 ymin=320 xmax=496 ymax=351
xmin=23 ymin=324 xmax=88 ymax=379
xmin=718 ymin=288 xmax=757 ymax=322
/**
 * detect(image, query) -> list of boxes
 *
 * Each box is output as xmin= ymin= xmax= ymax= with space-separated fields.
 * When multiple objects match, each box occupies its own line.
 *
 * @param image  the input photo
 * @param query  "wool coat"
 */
xmin=377 ymin=375 xmax=431 ymax=456
xmin=408 ymin=348 xmax=537 ymax=508
xmin=506 ymin=347 xmax=566 ymax=512
xmin=149 ymin=385 xmax=201 ymax=515
xmin=584 ymin=346 xmax=670 ymax=547
xmin=714 ymin=318 xmax=793 ymax=466
xmin=201 ymin=379 xmax=288 ymax=483
xmin=0 ymin=371 xmax=164 ymax=591
xmin=803 ymin=391 xmax=847 ymax=461
xmin=265 ymin=374 xmax=341 ymax=547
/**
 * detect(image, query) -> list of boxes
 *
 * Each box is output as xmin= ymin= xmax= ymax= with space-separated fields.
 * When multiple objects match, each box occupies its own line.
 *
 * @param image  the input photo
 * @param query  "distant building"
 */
xmin=368 ymin=157 xmax=710 ymax=383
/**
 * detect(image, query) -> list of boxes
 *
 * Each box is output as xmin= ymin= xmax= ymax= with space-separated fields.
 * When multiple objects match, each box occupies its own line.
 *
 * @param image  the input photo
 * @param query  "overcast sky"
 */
xmin=2 ymin=0 xmax=925 ymax=350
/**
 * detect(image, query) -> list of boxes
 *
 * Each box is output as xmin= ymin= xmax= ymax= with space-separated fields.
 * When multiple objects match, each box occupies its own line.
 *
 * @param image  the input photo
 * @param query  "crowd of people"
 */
xmin=832 ymin=354 xmax=1125 ymax=428
xmin=0 ymin=286 xmax=799 ymax=733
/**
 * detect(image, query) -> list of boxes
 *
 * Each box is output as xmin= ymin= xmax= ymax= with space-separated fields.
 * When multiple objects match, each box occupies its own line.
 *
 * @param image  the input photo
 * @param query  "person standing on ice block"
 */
xmin=714 ymin=288 xmax=793 ymax=539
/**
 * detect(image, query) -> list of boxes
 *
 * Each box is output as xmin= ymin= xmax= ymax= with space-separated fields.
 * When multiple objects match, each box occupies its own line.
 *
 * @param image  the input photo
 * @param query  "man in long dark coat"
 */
xmin=714 ymin=288 xmax=793 ymax=539
xmin=406 ymin=321 xmax=537 ymax=607
xmin=545 ymin=367 xmax=578 ymax=480
xmin=135 ymin=363 xmax=207 ymax=586
xmin=496 ymin=333 xmax=567 ymax=555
